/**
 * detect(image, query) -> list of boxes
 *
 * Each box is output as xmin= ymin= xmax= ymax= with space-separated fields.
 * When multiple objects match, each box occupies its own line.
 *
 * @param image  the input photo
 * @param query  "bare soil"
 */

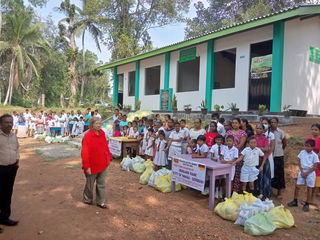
xmin=2 ymin=122 xmax=320 ymax=240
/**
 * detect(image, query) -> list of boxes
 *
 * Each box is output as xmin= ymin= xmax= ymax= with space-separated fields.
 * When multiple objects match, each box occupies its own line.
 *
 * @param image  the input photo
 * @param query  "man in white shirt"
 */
xmin=112 ymin=109 xmax=120 ymax=122
xmin=211 ymin=113 xmax=225 ymax=136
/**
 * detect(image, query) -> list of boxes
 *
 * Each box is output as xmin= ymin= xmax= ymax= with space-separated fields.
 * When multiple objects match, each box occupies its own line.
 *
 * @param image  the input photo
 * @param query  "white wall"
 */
xmin=140 ymin=55 xmax=165 ymax=110
xmin=212 ymin=25 xmax=273 ymax=111
xmin=282 ymin=16 xmax=320 ymax=115
xmin=170 ymin=43 xmax=207 ymax=110
xmin=118 ymin=63 xmax=135 ymax=107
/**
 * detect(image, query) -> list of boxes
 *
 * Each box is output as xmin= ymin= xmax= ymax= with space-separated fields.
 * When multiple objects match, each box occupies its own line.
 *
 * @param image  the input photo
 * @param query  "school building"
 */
xmin=98 ymin=4 xmax=320 ymax=115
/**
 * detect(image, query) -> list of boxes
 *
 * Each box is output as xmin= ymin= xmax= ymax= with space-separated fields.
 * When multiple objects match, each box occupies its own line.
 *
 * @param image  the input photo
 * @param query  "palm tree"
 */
xmin=0 ymin=8 xmax=48 ymax=105
xmin=76 ymin=1 xmax=104 ymax=104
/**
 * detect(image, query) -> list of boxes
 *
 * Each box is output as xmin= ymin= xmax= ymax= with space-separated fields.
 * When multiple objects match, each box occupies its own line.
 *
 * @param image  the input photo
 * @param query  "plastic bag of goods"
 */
xmin=120 ymin=157 xmax=133 ymax=171
xmin=267 ymin=205 xmax=294 ymax=229
xmin=144 ymin=159 xmax=154 ymax=169
xmin=214 ymin=198 xmax=239 ymax=221
xmin=148 ymin=168 xmax=171 ymax=187
xmin=251 ymin=199 xmax=274 ymax=212
xmin=132 ymin=161 xmax=146 ymax=174
xmin=45 ymin=136 xmax=53 ymax=143
xmin=244 ymin=212 xmax=276 ymax=236
xmin=154 ymin=173 xmax=181 ymax=193
xmin=139 ymin=167 xmax=154 ymax=185
xmin=231 ymin=191 xmax=257 ymax=207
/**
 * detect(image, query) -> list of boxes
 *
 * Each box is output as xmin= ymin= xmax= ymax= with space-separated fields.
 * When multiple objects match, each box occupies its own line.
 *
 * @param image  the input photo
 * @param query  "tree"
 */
xmin=185 ymin=0 xmax=308 ymax=39
xmin=0 ymin=6 xmax=48 ymax=105
xmin=97 ymin=0 xmax=191 ymax=60
xmin=76 ymin=0 xmax=105 ymax=104
xmin=57 ymin=0 xmax=80 ymax=107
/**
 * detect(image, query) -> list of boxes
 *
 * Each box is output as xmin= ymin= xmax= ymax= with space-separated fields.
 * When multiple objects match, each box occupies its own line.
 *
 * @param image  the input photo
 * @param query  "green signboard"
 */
xmin=179 ymin=47 xmax=196 ymax=63
xmin=251 ymin=54 xmax=272 ymax=73
xmin=310 ymin=47 xmax=320 ymax=64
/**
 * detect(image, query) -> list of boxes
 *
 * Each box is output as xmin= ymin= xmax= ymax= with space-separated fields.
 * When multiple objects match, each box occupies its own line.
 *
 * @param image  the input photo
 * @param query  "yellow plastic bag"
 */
xmin=231 ymin=191 xmax=257 ymax=207
xmin=144 ymin=159 xmax=154 ymax=169
xmin=244 ymin=212 xmax=276 ymax=236
xmin=154 ymin=173 xmax=181 ymax=193
xmin=214 ymin=198 xmax=239 ymax=221
xmin=267 ymin=205 xmax=294 ymax=229
xmin=139 ymin=167 xmax=154 ymax=185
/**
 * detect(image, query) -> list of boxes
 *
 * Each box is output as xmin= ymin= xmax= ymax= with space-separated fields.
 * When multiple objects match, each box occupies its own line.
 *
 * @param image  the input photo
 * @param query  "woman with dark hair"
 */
xmin=188 ymin=118 xmax=206 ymax=141
xmin=260 ymin=118 xmax=275 ymax=179
xmin=270 ymin=117 xmax=287 ymax=199
xmin=82 ymin=117 xmax=112 ymax=209
xmin=225 ymin=118 xmax=247 ymax=193
xmin=241 ymin=118 xmax=254 ymax=138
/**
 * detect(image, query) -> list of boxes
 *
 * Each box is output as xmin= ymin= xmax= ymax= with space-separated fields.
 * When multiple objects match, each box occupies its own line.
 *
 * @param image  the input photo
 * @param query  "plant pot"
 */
xmin=201 ymin=108 xmax=208 ymax=115
xmin=231 ymin=108 xmax=239 ymax=116
xmin=172 ymin=108 xmax=178 ymax=113
xmin=184 ymin=108 xmax=192 ymax=114
xmin=258 ymin=111 xmax=264 ymax=116
xmin=284 ymin=111 xmax=291 ymax=118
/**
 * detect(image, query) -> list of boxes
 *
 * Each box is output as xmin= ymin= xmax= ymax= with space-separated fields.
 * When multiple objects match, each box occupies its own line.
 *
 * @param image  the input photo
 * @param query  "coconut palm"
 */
xmin=0 ymin=8 xmax=48 ymax=105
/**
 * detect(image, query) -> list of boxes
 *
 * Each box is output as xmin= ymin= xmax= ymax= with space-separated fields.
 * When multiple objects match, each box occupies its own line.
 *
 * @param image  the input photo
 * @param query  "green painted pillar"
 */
xmin=164 ymin=52 xmax=171 ymax=89
xmin=134 ymin=60 xmax=140 ymax=105
xmin=205 ymin=39 xmax=214 ymax=111
xmin=270 ymin=21 xmax=285 ymax=112
xmin=112 ymin=66 xmax=118 ymax=105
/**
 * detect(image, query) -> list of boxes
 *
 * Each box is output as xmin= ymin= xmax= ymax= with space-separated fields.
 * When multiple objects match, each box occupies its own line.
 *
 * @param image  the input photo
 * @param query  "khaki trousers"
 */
xmin=83 ymin=169 xmax=107 ymax=205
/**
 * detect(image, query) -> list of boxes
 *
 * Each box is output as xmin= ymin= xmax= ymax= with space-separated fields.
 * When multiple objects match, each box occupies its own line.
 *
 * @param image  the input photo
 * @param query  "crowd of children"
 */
xmin=112 ymin=109 xmax=320 ymax=211
xmin=12 ymin=108 xmax=101 ymax=138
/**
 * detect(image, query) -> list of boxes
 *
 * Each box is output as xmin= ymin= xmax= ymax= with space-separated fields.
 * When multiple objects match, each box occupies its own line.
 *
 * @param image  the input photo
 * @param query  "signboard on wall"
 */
xmin=250 ymin=54 xmax=272 ymax=79
xmin=179 ymin=47 xmax=196 ymax=63
xmin=310 ymin=47 xmax=320 ymax=64
xmin=160 ymin=88 xmax=173 ymax=111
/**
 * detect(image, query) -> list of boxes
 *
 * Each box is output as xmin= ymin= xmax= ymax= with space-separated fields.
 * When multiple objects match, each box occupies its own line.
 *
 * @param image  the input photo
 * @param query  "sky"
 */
xmin=30 ymin=0 xmax=208 ymax=64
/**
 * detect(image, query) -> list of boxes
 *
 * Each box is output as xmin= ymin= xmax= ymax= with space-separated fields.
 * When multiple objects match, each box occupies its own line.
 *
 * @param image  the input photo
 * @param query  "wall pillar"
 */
xmin=112 ymin=66 xmax=118 ymax=105
xmin=270 ymin=21 xmax=285 ymax=112
xmin=205 ymin=39 xmax=214 ymax=110
xmin=134 ymin=61 xmax=140 ymax=108
xmin=163 ymin=52 xmax=172 ymax=111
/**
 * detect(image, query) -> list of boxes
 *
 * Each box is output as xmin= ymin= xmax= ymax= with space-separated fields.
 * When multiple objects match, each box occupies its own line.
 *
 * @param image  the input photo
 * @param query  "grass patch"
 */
xmin=34 ymin=148 xmax=63 ymax=162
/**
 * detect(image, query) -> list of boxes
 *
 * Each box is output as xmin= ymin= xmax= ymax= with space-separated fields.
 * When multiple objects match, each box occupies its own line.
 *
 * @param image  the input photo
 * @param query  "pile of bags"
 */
xmin=120 ymin=156 xmax=146 ymax=172
xmin=214 ymin=192 xmax=294 ymax=236
xmin=36 ymin=135 xmax=70 ymax=144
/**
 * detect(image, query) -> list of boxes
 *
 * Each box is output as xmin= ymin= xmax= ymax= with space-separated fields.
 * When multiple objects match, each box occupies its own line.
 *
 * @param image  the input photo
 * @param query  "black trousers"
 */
xmin=0 ymin=164 xmax=18 ymax=221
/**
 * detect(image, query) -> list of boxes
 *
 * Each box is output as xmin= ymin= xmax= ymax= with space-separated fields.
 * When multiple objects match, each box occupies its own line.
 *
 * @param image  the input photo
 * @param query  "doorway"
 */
xmin=248 ymin=40 xmax=273 ymax=111
xmin=118 ymin=74 xmax=124 ymax=107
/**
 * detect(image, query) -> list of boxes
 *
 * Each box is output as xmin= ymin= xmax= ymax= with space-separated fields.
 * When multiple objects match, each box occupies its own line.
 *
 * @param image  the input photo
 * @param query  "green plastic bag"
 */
xmin=132 ymin=162 xmax=146 ymax=174
xmin=214 ymin=198 xmax=239 ymax=221
xmin=139 ymin=167 xmax=154 ymax=185
xmin=244 ymin=212 xmax=276 ymax=236
xmin=268 ymin=205 xmax=294 ymax=229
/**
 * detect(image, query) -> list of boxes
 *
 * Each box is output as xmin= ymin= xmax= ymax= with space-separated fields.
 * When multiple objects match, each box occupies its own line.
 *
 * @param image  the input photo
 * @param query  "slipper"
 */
xmin=97 ymin=204 xmax=109 ymax=209
xmin=83 ymin=201 xmax=92 ymax=205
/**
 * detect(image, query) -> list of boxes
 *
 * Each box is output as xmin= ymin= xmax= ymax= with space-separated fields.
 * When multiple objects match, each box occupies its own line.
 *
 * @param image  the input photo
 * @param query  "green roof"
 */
xmin=97 ymin=4 xmax=320 ymax=70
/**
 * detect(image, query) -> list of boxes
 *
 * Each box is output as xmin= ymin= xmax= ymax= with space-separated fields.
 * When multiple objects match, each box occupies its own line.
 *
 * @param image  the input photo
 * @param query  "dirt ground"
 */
xmin=2 ymin=122 xmax=320 ymax=240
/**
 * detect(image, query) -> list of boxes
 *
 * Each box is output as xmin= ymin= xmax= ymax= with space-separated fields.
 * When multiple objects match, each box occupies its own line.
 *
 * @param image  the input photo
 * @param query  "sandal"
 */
xmin=97 ymin=203 xmax=109 ymax=209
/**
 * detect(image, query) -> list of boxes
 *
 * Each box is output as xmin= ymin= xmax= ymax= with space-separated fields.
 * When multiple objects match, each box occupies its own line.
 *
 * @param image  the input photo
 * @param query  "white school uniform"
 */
xmin=221 ymin=146 xmax=239 ymax=180
xmin=72 ymin=121 xmax=84 ymax=136
xmin=180 ymin=127 xmax=189 ymax=154
xmin=195 ymin=144 xmax=209 ymax=156
xmin=168 ymin=131 xmax=183 ymax=159
xmin=189 ymin=128 xmax=206 ymax=140
xmin=12 ymin=115 xmax=19 ymax=130
xmin=144 ymin=135 xmax=155 ymax=156
xmin=265 ymin=131 xmax=275 ymax=178
xmin=153 ymin=139 xmax=168 ymax=166
xmin=240 ymin=147 xmax=264 ymax=183
xmin=297 ymin=150 xmax=319 ymax=187
xmin=210 ymin=144 xmax=227 ymax=161
xmin=129 ymin=131 xmax=140 ymax=138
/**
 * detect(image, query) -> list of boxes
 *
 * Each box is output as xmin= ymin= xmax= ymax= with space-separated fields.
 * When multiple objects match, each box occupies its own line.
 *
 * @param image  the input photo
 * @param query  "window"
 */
xmin=177 ymin=57 xmax=200 ymax=92
xmin=145 ymin=66 xmax=160 ymax=95
xmin=128 ymin=71 xmax=135 ymax=96
xmin=214 ymin=48 xmax=236 ymax=89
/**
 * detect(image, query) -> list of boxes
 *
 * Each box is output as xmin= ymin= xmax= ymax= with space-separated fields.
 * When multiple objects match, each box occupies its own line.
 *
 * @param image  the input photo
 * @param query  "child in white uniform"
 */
xmin=153 ymin=130 xmax=168 ymax=169
xmin=221 ymin=135 xmax=239 ymax=180
xmin=144 ymin=128 xmax=155 ymax=160
xmin=192 ymin=135 xmax=209 ymax=158
xmin=210 ymin=135 xmax=226 ymax=161
xmin=288 ymin=139 xmax=319 ymax=212
xmin=233 ymin=137 xmax=265 ymax=193
xmin=180 ymin=119 xmax=189 ymax=154
xmin=128 ymin=126 xmax=140 ymax=139
xmin=165 ymin=122 xmax=184 ymax=169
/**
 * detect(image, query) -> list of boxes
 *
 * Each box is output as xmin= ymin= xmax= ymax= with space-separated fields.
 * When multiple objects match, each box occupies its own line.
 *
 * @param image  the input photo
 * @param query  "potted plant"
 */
xmin=135 ymin=100 xmax=141 ymax=111
xmin=184 ymin=104 xmax=192 ymax=114
xmin=213 ymin=104 xmax=224 ymax=113
xmin=258 ymin=104 xmax=267 ymax=116
xmin=200 ymin=100 xmax=208 ymax=115
xmin=172 ymin=94 xmax=178 ymax=113
xmin=283 ymin=104 xmax=292 ymax=117
xmin=228 ymin=102 xmax=239 ymax=116
xmin=123 ymin=104 xmax=132 ymax=113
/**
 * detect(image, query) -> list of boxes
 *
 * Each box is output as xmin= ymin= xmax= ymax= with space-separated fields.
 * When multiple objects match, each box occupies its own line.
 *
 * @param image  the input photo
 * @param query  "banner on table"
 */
xmin=172 ymin=157 xmax=206 ymax=191
xmin=109 ymin=137 xmax=122 ymax=156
